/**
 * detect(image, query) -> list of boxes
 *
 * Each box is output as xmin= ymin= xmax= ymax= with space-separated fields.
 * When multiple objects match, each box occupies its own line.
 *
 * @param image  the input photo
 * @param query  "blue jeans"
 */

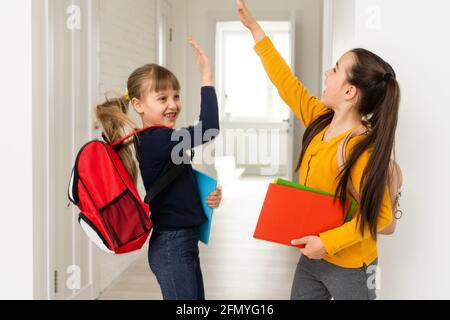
xmin=148 ymin=227 xmax=205 ymax=300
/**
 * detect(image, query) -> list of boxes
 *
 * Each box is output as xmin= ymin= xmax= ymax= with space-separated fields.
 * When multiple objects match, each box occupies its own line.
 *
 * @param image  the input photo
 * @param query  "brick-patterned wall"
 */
xmin=98 ymin=0 xmax=156 ymax=292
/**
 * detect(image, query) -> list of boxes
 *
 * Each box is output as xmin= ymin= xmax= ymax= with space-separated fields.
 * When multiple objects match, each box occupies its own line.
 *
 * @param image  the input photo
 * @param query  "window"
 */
xmin=216 ymin=21 xmax=292 ymax=123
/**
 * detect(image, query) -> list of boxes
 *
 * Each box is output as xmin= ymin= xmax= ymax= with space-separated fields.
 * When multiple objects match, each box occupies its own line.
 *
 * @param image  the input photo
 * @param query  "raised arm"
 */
xmin=149 ymin=38 xmax=219 ymax=161
xmin=236 ymin=0 xmax=329 ymax=128
xmin=236 ymin=0 xmax=266 ymax=43
xmin=184 ymin=37 xmax=219 ymax=143
xmin=189 ymin=37 xmax=214 ymax=87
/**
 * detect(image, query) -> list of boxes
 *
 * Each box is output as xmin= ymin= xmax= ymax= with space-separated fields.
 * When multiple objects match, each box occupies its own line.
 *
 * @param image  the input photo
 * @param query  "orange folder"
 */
xmin=253 ymin=181 xmax=355 ymax=248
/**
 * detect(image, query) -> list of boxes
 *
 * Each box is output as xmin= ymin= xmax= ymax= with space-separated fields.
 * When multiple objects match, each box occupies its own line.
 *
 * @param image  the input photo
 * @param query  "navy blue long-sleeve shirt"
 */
xmin=136 ymin=86 xmax=220 ymax=229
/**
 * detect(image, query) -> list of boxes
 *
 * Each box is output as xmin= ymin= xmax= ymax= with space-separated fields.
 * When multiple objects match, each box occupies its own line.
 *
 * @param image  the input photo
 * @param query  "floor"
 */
xmin=98 ymin=176 xmax=300 ymax=300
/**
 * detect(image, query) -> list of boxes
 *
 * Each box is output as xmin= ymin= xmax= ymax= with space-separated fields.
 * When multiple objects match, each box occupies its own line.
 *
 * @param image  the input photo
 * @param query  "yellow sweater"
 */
xmin=254 ymin=36 xmax=393 ymax=268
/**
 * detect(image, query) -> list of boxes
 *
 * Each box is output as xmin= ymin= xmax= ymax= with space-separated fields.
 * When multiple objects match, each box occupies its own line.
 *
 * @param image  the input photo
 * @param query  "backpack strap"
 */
xmin=388 ymin=161 xmax=403 ymax=216
xmin=111 ymin=125 xmax=169 ymax=147
xmin=337 ymin=126 xmax=403 ymax=214
xmin=106 ymin=125 xmax=194 ymax=204
xmin=336 ymin=125 xmax=369 ymax=203
xmin=144 ymin=163 xmax=189 ymax=204
xmin=106 ymin=125 xmax=193 ymax=204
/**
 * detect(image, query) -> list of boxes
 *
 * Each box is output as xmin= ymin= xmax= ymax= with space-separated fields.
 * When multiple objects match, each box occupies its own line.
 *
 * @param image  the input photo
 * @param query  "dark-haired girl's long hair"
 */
xmin=296 ymin=49 xmax=401 ymax=240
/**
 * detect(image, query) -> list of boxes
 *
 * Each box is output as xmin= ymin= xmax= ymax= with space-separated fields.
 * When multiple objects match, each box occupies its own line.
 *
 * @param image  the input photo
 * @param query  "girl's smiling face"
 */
xmin=321 ymin=51 xmax=358 ymax=110
xmin=132 ymin=86 xmax=182 ymax=129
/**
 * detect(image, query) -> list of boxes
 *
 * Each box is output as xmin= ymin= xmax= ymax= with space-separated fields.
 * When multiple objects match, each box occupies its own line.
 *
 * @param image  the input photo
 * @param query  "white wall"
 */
xmin=98 ymin=0 xmax=157 ymax=292
xmin=330 ymin=0 xmax=450 ymax=299
xmin=0 ymin=0 xmax=33 ymax=299
xmin=171 ymin=0 xmax=323 ymax=181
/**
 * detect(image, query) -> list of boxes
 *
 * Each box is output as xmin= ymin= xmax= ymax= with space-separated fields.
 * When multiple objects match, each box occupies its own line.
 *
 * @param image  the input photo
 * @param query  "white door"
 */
xmin=216 ymin=21 xmax=295 ymax=179
xmin=47 ymin=0 xmax=98 ymax=300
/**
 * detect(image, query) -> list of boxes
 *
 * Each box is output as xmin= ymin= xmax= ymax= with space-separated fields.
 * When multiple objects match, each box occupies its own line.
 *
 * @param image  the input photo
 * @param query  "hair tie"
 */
xmin=123 ymin=90 xmax=130 ymax=102
xmin=383 ymin=73 xmax=393 ymax=82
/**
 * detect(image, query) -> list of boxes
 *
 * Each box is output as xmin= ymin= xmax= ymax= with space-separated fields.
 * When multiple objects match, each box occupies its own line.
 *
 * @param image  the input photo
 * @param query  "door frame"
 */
xmin=322 ymin=0 xmax=334 ymax=92
xmin=32 ymin=0 xmax=51 ymax=300
xmin=156 ymin=0 xmax=173 ymax=67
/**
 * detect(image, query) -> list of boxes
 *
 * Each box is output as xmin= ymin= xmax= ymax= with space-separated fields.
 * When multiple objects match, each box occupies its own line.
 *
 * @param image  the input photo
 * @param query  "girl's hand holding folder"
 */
xmin=292 ymin=236 xmax=328 ymax=260
xmin=206 ymin=186 xmax=222 ymax=209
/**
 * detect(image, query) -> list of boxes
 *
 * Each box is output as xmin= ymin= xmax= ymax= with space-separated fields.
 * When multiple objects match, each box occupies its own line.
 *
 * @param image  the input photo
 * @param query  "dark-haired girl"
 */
xmin=237 ymin=0 xmax=399 ymax=300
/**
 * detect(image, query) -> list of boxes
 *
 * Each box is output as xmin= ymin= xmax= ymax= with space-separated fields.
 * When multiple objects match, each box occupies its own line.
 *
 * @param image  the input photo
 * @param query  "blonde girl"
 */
xmin=96 ymin=38 xmax=222 ymax=300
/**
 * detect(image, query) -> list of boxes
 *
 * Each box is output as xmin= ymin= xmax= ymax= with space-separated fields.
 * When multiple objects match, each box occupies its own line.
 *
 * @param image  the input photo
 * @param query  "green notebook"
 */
xmin=274 ymin=178 xmax=356 ymax=222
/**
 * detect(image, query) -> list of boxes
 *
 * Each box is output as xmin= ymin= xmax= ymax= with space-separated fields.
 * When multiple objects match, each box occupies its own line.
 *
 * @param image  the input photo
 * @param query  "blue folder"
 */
xmin=193 ymin=170 xmax=217 ymax=245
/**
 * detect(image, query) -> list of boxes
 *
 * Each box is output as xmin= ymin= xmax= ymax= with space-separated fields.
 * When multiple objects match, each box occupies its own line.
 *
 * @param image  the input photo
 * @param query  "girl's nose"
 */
xmin=167 ymin=98 xmax=177 ymax=108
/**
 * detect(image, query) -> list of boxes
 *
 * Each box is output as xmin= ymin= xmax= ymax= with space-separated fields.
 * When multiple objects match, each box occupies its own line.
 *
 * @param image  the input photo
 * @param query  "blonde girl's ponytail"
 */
xmin=95 ymin=95 xmax=139 ymax=185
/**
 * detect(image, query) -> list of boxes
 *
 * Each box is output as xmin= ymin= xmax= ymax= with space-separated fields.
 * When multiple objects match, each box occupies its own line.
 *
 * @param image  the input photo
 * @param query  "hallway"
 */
xmin=4 ymin=0 xmax=450 ymax=300
xmin=99 ymin=176 xmax=299 ymax=300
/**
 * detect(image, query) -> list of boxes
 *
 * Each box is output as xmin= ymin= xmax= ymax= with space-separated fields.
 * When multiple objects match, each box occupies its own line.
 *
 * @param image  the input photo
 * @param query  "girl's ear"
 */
xmin=344 ymin=84 xmax=358 ymax=101
xmin=131 ymin=97 xmax=144 ymax=115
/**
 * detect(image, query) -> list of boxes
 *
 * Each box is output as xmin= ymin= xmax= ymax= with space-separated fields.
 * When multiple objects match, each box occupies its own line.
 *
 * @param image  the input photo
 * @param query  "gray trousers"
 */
xmin=290 ymin=255 xmax=378 ymax=300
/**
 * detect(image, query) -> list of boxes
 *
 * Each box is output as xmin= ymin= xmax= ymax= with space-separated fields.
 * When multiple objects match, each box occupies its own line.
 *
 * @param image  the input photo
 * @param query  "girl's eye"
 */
xmin=158 ymin=97 xmax=167 ymax=101
xmin=174 ymin=95 xmax=180 ymax=100
xmin=333 ymin=68 xmax=336 ymax=73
